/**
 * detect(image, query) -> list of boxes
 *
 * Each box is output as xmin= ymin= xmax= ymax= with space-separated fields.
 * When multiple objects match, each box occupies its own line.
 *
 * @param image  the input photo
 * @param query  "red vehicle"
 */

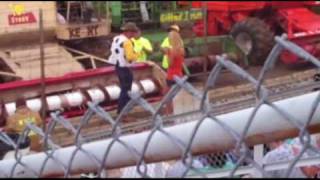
xmin=190 ymin=1 xmax=320 ymax=66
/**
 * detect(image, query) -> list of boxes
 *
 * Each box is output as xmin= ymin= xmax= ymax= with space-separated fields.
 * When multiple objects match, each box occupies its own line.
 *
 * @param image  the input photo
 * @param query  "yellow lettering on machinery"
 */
xmin=160 ymin=10 xmax=203 ymax=23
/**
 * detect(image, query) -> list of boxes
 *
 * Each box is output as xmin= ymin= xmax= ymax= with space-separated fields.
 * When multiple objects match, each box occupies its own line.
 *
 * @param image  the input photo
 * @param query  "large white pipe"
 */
xmin=141 ymin=79 xmax=157 ymax=94
xmin=87 ymin=88 xmax=105 ymax=103
xmin=0 ymin=91 xmax=319 ymax=177
xmin=5 ymin=79 xmax=157 ymax=116
xmin=132 ymin=82 xmax=140 ymax=94
xmin=65 ymin=92 xmax=84 ymax=107
xmin=46 ymin=96 xmax=62 ymax=111
xmin=105 ymin=85 xmax=121 ymax=100
xmin=4 ymin=103 xmax=16 ymax=116
xmin=26 ymin=99 xmax=42 ymax=112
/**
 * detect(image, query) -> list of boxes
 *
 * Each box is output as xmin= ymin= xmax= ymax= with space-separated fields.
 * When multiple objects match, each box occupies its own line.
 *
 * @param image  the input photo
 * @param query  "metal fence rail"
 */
xmin=0 ymin=34 xmax=319 ymax=178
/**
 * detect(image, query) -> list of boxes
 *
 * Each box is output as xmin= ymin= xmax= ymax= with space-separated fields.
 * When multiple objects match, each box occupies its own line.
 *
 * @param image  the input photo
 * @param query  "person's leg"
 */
xmin=118 ymin=88 xmax=129 ymax=114
xmin=116 ymin=67 xmax=133 ymax=114
xmin=29 ymin=135 xmax=42 ymax=152
xmin=120 ymin=68 xmax=133 ymax=112
xmin=116 ymin=65 xmax=125 ymax=114
xmin=117 ymin=67 xmax=135 ymax=122
xmin=166 ymin=79 xmax=175 ymax=87
xmin=163 ymin=79 xmax=175 ymax=116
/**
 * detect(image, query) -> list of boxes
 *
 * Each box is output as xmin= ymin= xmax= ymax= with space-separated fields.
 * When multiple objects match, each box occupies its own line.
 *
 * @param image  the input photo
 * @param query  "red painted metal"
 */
xmin=191 ymin=1 xmax=266 ymax=11
xmin=190 ymin=1 xmax=320 ymax=65
xmin=277 ymin=8 xmax=320 ymax=39
xmin=57 ymin=96 xmax=163 ymax=120
xmin=0 ymin=63 xmax=166 ymax=122
xmin=0 ymin=63 xmax=148 ymax=91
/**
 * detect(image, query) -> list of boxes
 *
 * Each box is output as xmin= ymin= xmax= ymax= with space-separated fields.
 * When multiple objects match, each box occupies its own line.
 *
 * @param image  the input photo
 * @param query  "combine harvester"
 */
xmin=0 ymin=1 xmax=168 ymax=146
xmin=191 ymin=1 xmax=320 ymax=66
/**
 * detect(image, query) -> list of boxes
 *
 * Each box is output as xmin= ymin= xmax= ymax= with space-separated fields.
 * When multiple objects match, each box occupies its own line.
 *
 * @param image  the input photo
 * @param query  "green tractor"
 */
xmin=108 ymin=1 xmax=177 ymax=31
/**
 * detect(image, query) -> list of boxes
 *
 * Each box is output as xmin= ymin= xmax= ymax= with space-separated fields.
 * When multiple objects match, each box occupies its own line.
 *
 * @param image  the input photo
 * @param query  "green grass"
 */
xmin=142 ymin=32 xmax=244 ymax=62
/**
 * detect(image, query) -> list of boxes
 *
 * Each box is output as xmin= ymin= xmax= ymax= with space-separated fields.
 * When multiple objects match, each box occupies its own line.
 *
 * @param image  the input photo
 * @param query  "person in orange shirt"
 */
xmin=162 ymin=25 xmax=185 ymax=116
xmin=165 ymin=27 xmax=185 ymax=87
xmin=107 ymin=22 xmax=140 ymax=115
xmin=4 ymin=97 xmax=43 ymax=152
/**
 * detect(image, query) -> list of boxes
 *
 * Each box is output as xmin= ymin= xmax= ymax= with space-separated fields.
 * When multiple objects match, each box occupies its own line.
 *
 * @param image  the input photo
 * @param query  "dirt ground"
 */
xmin=190 ymin=61 xmax=314 ymax=87
xmin=173 ymin=62 xmax=315 ymax=115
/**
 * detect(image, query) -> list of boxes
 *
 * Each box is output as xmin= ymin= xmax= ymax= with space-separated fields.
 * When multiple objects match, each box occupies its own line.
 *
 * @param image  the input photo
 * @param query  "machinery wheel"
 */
xmin=314 ymin=73 xmax=320 ymax=82
xmin=230 ymin=18 xmax=274 ymax=66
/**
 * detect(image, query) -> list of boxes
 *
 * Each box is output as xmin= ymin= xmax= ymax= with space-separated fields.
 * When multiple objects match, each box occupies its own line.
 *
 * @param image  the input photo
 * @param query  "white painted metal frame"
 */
xmin=0 ymin=91 xmax=319 ymax=177
xmin=63 ymin=46 xmax=110 ymax=69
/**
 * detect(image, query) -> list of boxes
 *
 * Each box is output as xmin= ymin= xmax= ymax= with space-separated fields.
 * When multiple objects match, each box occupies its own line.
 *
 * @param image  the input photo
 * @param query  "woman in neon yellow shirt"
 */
xmin=161 ymin=25 xmax=181 ymax=70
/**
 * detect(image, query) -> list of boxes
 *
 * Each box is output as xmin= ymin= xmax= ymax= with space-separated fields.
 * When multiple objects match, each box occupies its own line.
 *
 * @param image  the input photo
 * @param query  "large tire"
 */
xmin=230 ymin=18 xmax=274 ymax=66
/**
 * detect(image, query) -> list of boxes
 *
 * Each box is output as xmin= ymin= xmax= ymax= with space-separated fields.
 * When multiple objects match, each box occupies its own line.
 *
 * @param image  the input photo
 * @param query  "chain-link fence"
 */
xmin=0 ymin=33 xmax=320 ymax=178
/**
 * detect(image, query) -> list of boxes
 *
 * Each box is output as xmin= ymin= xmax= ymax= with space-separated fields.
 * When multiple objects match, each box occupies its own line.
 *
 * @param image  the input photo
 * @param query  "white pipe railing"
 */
xmin=189 ymin=155 xmax=320 ymax=178
xmin=4 ymin=79 xmax=157 ymax=115
xmin=0 ymin=91 xmax=319 ymax=177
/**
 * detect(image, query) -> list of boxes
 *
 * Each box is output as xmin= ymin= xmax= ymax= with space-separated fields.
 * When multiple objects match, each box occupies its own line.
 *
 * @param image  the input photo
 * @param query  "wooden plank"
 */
xmin=51 ymin=105 xmax=153 ymax=135
xmin=14 ymin=55 xmax=61 ymax=64
xmin=0 ymin=51 xmax=19 ymax=71
xmin=56 ymin=20 xmax=111 ymax=40
xmin=1 ymin=42 xmax=84 ymax=80
xmin=151 ymin=61 xmax=167 ymax=92
xmin=13 ymin=54 xmax=79 ymax=66
xmin=64 ymin=46 xmax=109 ymax=63
xmin=17 ymin=61 xmax=83 ymax=80
xmin=0 ymin=31 xmax=56 ymax=48
xmin=10 ymin=47 xmax=60 ymax=59
xmin=1 ymin=43 xmax=58 ymax=52
xmin=18 ymin=56 xmax=78 ymax=67
xmin=0 ymin=71 xmax=21 ymax=78
xmin=0 ymin=2 xmax=56 ymax=47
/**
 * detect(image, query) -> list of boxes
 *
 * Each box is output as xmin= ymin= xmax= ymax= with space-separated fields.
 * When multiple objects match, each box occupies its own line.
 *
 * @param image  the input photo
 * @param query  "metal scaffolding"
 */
xmin=0 ymin=33 xmax=320 ymax=178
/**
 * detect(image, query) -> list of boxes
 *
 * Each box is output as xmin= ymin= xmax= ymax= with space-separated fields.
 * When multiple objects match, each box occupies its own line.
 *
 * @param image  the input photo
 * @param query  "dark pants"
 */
xmin=166 ymin=79 xmax=175 ymax=87
xmin=83 ymin=9 xmax=93 ymax=23
xmin=116 ymin=64 xmax=133 ymax=114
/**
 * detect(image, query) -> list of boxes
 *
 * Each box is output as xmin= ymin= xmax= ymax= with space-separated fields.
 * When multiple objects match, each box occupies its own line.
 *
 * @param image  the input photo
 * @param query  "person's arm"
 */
xmin=167 ymin=48 xmax=175 ymax=67
xmin=33 ymin=112 xmax=43 ymax=127
xmin=160 ymin=37 xmax=170 ymax=54
xmin=142 ymin=38 xmax=153 ymax=54
xmin=123 ymin=39 xmax=139 ymax=63
xmin=3 ymin=115 xmax=16 ymax=133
